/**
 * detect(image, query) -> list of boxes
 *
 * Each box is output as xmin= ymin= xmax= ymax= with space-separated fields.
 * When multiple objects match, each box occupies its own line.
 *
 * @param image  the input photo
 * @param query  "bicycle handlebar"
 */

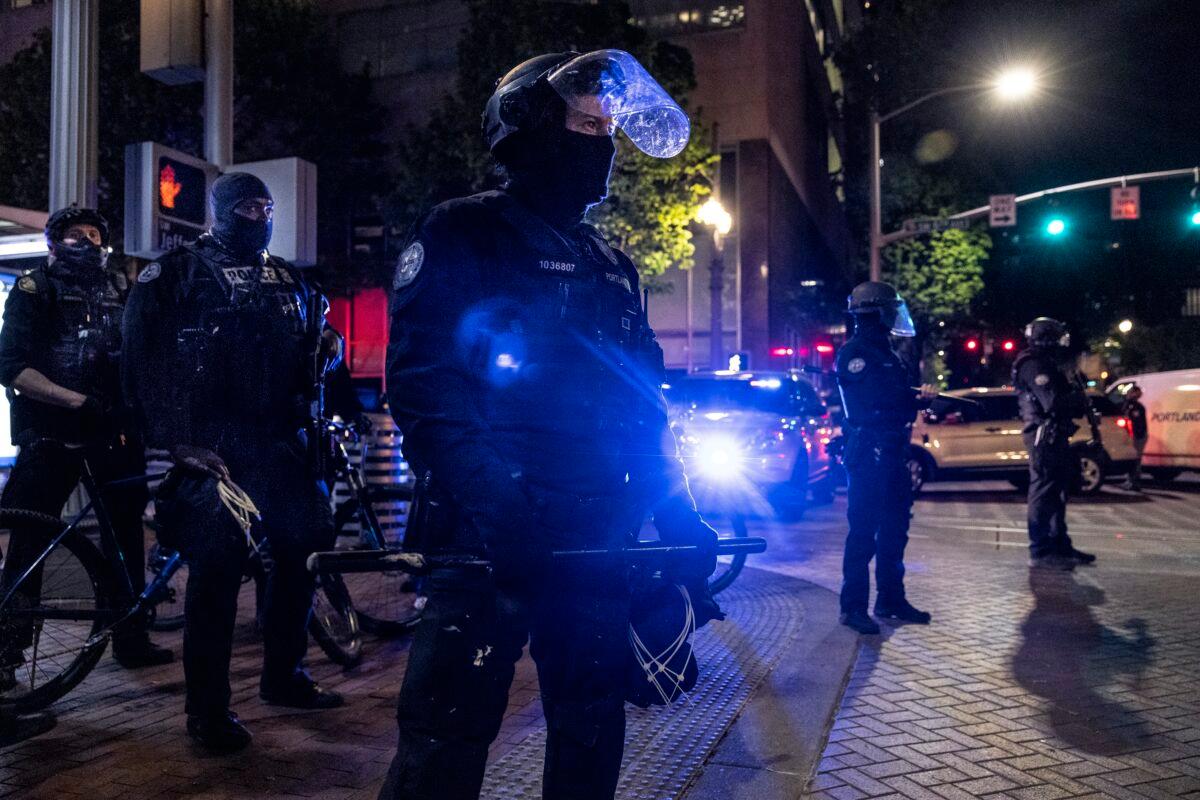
xmin=306 ymin=536 xmax=767 ymax=576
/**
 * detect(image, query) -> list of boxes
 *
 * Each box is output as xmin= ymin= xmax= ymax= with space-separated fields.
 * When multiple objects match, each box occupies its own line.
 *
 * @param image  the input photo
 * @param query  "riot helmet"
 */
xmin=847 ymin=281 xmax=917 ymax=337
xmin=1024 ymin=317 xmax=1070 ymax=348
xmin=483 ymin=49 xmax=690 ymax=161
xmin=44 ymin=206 xmax=110 ymax=273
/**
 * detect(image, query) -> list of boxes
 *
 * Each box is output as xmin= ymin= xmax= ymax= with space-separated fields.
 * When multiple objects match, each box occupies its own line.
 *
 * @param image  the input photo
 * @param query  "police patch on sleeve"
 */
xmin=1034 ymin=374 xmax=1050 ymax=386
xmin=847 ymin=357 xmax=867 ymax=374
xmin=16 ymin=275 xmax=37 ymax=293
xmin=137 ymin=262 xmax=161 ymax=283
xmin=393 ymin=242 xmax=425 ymax=290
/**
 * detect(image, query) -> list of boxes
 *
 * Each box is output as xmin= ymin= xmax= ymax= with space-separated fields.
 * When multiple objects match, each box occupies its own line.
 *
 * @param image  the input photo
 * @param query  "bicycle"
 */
xmin=322 ymin=418 xmax=424 ymax=636
xmin=0 ymin=454 xmax=359 ymax=714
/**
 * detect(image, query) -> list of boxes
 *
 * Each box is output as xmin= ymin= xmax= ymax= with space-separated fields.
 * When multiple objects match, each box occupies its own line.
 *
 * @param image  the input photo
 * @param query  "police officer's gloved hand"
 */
xmin=169 ymin=444 xmax=230 ymax=481
xmin=352 ymin=413 xmax=374 ymax=437
xmin=653 ymin=497 xmax=719 ymax=582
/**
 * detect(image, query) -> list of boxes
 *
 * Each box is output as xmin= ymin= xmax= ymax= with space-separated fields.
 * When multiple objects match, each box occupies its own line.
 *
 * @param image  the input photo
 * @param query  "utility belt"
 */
xmin=843 ymin=426 xmax=910 ymax=468
xmin=406 ymin=471 xmax=637 ymax=555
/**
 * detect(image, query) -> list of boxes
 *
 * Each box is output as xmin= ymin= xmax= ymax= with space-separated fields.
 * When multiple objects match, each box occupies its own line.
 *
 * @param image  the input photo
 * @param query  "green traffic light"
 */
xmin=1045 ymin=218 xmax=1066 ymax=236
xmin=1191 ymin=209 xmax=1200 ymax=226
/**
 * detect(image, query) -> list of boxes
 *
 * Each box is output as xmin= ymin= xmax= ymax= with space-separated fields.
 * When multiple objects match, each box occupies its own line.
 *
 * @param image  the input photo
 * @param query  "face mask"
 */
xmin=214 ymin=213 xmax=273 ymax=259
xmin=508 ymin=124 xmax=616 ymax=225
xmin=51 ymin=240 xmax=108 ymax=276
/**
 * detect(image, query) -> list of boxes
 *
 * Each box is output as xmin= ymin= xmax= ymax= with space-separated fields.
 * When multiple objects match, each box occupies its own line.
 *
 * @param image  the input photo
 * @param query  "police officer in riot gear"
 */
xmin=1012 ymin=317 xmax=1097 ymax=569
xmin=123 ymin=173 xmax=341 ymax=754
xmin=836 ymin=281 xmax=936 ymax=636
xmin=378 ymin=50 xmax=718 ymax=800
xmin=0 ymin=207 xmax=172 ymax=684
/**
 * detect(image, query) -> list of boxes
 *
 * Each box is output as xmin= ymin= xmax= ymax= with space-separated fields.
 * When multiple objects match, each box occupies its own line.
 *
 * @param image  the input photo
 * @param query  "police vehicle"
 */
xmin=1107 ymin=368 xmax=1200 ymax=482
xmin=665 ymin=370 xmax=836 ymax=519
xmin=907 ymin=386 xmax=1139 ymax=494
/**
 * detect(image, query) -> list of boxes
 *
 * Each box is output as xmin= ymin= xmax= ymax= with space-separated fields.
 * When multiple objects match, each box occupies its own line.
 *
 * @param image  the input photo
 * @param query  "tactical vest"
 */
xmin=169 ymin=238 xmax=315 ymax=442
xmin=464 ymin=193 xmax=663 ymax=493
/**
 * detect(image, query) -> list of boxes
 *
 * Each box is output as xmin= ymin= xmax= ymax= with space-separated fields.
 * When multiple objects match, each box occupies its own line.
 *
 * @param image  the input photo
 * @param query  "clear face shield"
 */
xmin=887 ymin=301 xmax=917 ymax=337
xmin=546 ymin=49 xmax=690 ymax=158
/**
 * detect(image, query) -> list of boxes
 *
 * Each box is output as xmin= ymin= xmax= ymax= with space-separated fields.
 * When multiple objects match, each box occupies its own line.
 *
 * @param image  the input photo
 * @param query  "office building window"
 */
xmin=629 ymin=1 xmax=746 ymax=33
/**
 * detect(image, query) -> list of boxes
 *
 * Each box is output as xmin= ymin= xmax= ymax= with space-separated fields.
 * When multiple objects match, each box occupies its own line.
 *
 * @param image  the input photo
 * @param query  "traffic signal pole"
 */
xmin=204 ymin=0 xmax=234 ymax=168
xmin=879 ymin=166 xmax=1200 ymax=249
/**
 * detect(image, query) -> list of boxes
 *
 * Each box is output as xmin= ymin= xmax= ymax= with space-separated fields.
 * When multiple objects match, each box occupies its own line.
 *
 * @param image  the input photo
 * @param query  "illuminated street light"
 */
xmin=698 ymin=196 xmax=734 ymax=368
xmin=869 ymin=64 xmax=1040 ymax=280
xmin=993 ymin=67 xmax=1039 ymax=100
xmin=697 ymin=197 xmax=733 ymax=236
xmin=1118 ymin=319 xmax=1134 ymax=334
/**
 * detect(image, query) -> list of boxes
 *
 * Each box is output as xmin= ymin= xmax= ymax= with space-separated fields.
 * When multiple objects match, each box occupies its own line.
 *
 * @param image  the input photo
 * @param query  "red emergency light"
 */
xmin=770 ymin=347 xmax=795 ymax=357
xmin=815 ymin=344 xmax=835 ymax=354
xmin=965 ymin=339 xmax=979 ymax=351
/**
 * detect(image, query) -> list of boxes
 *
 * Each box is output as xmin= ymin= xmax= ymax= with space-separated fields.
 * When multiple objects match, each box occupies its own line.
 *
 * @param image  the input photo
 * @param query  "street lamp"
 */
xmin=869 ymin=66 xmax=1040 ymax=280
xmin=1118 ymin=319 xmax=1134 ymax=334
xmin=697 ymin=197 xmax=734 ymax=369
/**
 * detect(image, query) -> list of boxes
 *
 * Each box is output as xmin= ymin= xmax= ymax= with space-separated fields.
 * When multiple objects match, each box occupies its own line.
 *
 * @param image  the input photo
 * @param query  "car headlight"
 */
xmin=694 ymin=436 xmax=745 ymax=481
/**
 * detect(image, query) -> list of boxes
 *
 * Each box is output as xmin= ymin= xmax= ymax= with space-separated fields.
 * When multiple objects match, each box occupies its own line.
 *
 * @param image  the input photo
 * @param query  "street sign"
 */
xmin=901 ymin=217 xmax=973 ymax=234
xmin=1111 ymin=186 xmax=1140 ymax=220
xmin=988 ymin=194 xmax=1017 ymax=227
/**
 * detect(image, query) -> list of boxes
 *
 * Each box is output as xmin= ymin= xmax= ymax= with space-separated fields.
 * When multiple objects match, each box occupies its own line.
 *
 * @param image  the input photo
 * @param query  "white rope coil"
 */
xmin=217 ymin=478 xmax=262 ymax=552
xmin=628 ymin=584 xmax=697 ymax=705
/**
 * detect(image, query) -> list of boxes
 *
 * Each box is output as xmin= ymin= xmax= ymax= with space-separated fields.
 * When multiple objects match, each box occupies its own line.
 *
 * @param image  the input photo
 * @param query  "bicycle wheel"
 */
xmin=707 ymin=512 xmax=748 ymax=595
xmin=343 ymin=491 xmax=423 ymax=637
xmin=145 ymin=542 xmax=187 ymax=632
xmin=0 ymin=510 xmax=113 ymax=714
xmin=309 ymin=572 xmax=363 ymax=667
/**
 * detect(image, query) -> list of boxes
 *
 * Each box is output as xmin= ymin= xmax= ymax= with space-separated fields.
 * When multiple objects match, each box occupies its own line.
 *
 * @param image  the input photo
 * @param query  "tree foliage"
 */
xmin=386 ymin=0 xmax=718 ymax=277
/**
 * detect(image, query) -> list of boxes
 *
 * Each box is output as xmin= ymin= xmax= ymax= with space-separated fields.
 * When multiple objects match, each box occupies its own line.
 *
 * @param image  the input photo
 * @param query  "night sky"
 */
xmin=881 ymin=0 xmax=1200 ymax=340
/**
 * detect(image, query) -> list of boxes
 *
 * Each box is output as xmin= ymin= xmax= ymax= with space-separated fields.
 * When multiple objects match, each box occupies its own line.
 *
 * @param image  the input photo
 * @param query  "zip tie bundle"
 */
xmin=217 ymin=478 xmax=262 ymax=552
xmin=628 ymin=584 xmax=697 ymax=705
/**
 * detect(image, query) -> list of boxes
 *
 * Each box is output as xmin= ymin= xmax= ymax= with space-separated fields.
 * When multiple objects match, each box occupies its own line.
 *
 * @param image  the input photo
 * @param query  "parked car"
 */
xmin=664 ymin=370 xmax=836 ymax=519
xmin=1107 ymin=368 xmax=1200 ymax=482
xmin=907 ymin=386 xmax=1139 ymax=494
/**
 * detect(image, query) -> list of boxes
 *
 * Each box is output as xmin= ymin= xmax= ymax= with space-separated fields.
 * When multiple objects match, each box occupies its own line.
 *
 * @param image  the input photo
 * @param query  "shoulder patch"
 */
xmin=17 ymin=275 xmax=37 ymax=294
xmin=1034 ymin=373 xmax=1051 ymax=386
xmin=137 ymin=263 xmax=162 ymax=283
xmin=847 ymin=357 xmax=867 ymax=374
xmin=393 ymin=242 xmax=425 ymax=290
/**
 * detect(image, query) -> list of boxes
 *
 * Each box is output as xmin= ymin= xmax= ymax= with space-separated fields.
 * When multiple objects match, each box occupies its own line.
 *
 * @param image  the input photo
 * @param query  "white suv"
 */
xmin=908 ymin=387 xmax=1140 ymax=494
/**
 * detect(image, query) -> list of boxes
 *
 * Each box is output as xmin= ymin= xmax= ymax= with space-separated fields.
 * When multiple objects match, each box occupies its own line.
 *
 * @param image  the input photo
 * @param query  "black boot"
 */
xmin=1029 ymin=554 xmax=1075 ymax=570
xmin=187 ymin=710 xmax=253 ymax=754
xmin=839 ymin=610 xmax=881 ymax=635
xmin=260 ymin=675 xmax=344 ymax=710
xmin=1064 ymin=547 xmax=1096 ymax=565
xmin=874 ymin=599 xmax=932 ymax=625
xmin=112 ymin=633 xmax=174 ymax=669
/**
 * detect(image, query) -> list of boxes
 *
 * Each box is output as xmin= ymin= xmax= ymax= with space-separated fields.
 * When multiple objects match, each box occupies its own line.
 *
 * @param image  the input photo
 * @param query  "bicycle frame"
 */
xmin=0 ymin=462 xmax=172 ymax=641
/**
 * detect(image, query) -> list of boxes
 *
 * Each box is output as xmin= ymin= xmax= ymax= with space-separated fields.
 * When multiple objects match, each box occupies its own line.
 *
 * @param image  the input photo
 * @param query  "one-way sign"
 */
xmin=989 ymin=194 xmax=1017 ymax=227
xmin=902 ymin=217 xmax=973 ymax=234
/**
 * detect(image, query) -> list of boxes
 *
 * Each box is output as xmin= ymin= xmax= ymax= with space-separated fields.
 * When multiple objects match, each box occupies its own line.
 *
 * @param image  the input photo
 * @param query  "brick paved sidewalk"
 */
xmin=0 ymin=577 xmax=545 ymax=800
xmin=795 ymin=483 xmax=1200 ymax=800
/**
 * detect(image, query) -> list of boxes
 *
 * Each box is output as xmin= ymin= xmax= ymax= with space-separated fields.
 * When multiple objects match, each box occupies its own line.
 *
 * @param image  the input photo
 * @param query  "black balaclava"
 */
xmin=210 ymin=172 xmax=273 ymax=260
xmin=50 ymin=239 xmax=107 ymax=283
xmin=500 ymin=91 xmax=616 ymax=229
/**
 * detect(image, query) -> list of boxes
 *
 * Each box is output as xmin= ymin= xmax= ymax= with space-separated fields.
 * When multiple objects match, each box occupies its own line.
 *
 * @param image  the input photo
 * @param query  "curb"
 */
xmin=679 ymin=578 xmax=859 ymax=799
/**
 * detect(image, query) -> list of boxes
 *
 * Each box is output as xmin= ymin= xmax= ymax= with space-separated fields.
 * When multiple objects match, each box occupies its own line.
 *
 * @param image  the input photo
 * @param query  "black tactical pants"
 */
xmin=841 ymin=434 xmax=913 ymax=614
xmin=155 ymin=439 xmax=334 ymax=717
xmin=1024 ymin=434 xmax=1075 ymax=558
xmin=378 ymin=565 xmax=631 ymax=800
xmin=0 ymin=439 xmax=149 ymax=657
